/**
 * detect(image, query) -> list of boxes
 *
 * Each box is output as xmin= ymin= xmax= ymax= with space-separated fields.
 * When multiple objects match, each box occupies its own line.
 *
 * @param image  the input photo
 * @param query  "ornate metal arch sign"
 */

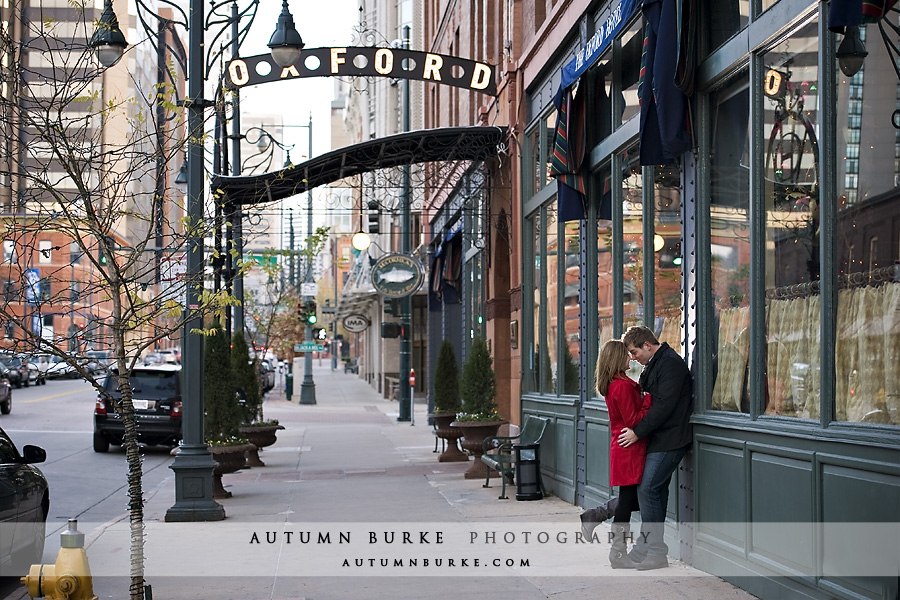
xmin=223 ymin=47 xmax=497 ymax=96
xmin=371 ymin=254 xmax=425 ymax=298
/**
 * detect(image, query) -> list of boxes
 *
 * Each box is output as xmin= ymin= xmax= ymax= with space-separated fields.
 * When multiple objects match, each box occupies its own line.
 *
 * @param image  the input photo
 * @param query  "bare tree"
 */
xmin=0 ymin=4 xmax=233 ymax=598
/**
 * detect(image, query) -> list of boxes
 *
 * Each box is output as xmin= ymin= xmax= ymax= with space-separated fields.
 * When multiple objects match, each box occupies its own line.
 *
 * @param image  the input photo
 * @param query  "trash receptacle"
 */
xmin=514 ymin=443 xmax=543 ymax=501
xmin=285 ymin=373 xmax=293 ymax=401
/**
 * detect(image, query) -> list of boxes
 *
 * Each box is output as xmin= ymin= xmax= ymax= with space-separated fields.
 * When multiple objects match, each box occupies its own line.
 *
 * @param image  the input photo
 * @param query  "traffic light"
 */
xmin=315 ymin=328 xmax=327 ymax=340
xmin=381 ymin=322 xmax=403 ymax=338
xmin=367 ymin=200 xmax=380 ymax=234
xmin=297 ymin=301 xmax=306 ymax=321
xmin=98 ymin=235 xmax=114 ymax=266
xmin=304 ymin=299 xmax=317 ymax=324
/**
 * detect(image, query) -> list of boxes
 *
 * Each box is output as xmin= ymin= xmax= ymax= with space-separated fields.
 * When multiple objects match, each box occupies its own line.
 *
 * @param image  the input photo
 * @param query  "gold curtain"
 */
xmin=712 ymin=306 xmax=750 ymax=411
xmin=836 ymin=283 xmax=897 ymax=424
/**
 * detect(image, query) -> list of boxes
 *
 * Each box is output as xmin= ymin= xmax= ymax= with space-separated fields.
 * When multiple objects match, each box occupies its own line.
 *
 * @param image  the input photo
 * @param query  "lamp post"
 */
xmin=299 ymin=113 xmax=317 ymax=404
xmin=163 ymin=0 xmax=226 ymax=522
xmin=398 ymin=25 xmax=412 ymax=423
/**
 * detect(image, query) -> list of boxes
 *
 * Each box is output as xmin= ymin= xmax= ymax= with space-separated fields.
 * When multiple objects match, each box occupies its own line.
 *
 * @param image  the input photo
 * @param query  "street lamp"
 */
xmin=90 ymin=0 xmax=128 ymax=68
xmin=268 ymin=1 xmax=305 ymax=68
xmin=836 ymin=25 xmax=868 ymax=77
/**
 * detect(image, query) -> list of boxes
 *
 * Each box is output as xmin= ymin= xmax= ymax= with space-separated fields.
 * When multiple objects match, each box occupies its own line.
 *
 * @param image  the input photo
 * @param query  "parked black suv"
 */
xmin=93 ymin=365 xmax=182 ymax=452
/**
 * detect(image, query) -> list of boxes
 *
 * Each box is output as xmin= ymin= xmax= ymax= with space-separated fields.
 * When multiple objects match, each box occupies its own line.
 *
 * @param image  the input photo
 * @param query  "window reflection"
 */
xmin=527 ymin=215 xmax=541 ymax=393
xmin=622 ymin=146 xmax=643 ymax=330
xmin=653 ymin=166 xmax=683 ymax=356
xmin=710 ymin=71 xmax=751 ymax=413
xmin=618 ymin=18 xmax=643 ymax=126
xmin=562 ymin=221 xmax=581 ymax=394
xmin=762 ymin=19 xmax=821 ymax=419
xmin=597 ymin=167 xmax=614 ymax=365
xmin=834 ymin=24 xmax=900 ymax=426
xmin=543 ymin=206 xmax=559 ymax=394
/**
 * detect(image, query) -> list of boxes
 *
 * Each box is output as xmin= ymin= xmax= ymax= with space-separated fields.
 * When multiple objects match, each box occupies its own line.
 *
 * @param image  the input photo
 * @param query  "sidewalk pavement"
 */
xmin=27 ymin=364 xmax=761 ymax=600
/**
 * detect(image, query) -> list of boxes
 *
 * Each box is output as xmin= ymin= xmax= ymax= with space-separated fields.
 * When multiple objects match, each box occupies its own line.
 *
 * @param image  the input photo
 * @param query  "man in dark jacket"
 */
xmin=618 ymin=325 xmax=693 ymax=570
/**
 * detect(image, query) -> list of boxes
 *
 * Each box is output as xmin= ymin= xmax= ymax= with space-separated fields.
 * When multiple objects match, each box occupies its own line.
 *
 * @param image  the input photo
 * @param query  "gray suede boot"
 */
xmin=609 ymin=523 xmax=639 ymax=569
xmin=579 ymin=497 xmax=618 ymax=541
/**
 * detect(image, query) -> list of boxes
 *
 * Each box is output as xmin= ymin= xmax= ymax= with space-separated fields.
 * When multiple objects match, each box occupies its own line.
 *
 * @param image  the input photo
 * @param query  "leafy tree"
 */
xmin=204 ymin=324 xmax=240 ymax=442
xmin=231 ymin=332 xmax=261 ymax=423
xmin=433 ymin=339 xmax=461 ymax=414
xmin=458 ymin=337 xmax=498 ymax=421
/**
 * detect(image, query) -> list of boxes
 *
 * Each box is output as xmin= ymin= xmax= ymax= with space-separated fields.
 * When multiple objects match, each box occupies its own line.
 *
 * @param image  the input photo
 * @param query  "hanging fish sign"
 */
xmin=371 ymin=254 xmax=425 ymax=298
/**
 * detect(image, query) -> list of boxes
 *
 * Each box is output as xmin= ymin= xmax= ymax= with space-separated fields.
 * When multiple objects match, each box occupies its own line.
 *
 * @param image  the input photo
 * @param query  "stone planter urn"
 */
xmin=450 ymin=420 xmax=507 ymax=479
xmin=238 ymin=424 xmax=285 ymax=467
xmin=209 ymin=443 xmax=255 ymax=499
xmin=430 ymin=413 xmax=468 ymax=462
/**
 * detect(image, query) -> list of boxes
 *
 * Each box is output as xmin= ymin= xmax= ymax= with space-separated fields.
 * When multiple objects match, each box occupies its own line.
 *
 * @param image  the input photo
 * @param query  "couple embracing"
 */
xmin=582 ymin=326 xmax=693 ymax=570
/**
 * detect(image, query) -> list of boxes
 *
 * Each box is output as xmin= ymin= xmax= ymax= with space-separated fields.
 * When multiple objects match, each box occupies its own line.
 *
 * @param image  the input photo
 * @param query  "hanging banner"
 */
xmin=558 ymin=0 xmax=641 ymax=92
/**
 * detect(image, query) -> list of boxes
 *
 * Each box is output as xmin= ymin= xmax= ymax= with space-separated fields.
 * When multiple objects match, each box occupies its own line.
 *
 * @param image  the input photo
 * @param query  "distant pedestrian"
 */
xmin=618 ymin=325 xmax=693 ymax=570
xmin=593 ymin=339 xmax=651 ymax=568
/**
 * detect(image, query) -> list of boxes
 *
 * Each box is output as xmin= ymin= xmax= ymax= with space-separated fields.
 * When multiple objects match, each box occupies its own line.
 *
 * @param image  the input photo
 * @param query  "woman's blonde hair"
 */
xmin=594 ymin=339 xmax=629 ymax=397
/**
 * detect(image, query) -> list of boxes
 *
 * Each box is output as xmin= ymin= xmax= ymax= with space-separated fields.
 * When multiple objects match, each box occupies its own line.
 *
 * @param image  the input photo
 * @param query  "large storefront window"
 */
xmin=466 ymin=254 xmax=484 ymax=342
xmin=544 ymin=205 xmax=559 ymax=394
xmin=622 ymin=146 xmax=642 ymax=330
xmin=597 ymin=166 xmax=614 ymax=350
xmin=834 ymin=26 xmax=900 ymax=426
xmin=707 ymin=1 xmax=749 ymax=52
xmin=653 ymin=165 xmax=683 ymax=354
xmin=762 ymin=18 xmax=820 ymax=419
xmin=527 ymin=215 xmax=541 ymax=393
xmin=710 ymin=70 xmax=751 ymax=413
xmin=562 ymin=220 xmax=581 ymax=395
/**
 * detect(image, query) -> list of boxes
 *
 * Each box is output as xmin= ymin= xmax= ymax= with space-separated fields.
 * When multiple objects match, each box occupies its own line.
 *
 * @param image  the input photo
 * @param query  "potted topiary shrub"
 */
xmin=451 ymin=336 xmax=507 ymax=479
xmin=204 ymin=323 xmax=254 ymax=498
xmin=430 ymin=340 xmax=467 ymax=462
xmin=233 ymin=333 xmax=284 ymax=467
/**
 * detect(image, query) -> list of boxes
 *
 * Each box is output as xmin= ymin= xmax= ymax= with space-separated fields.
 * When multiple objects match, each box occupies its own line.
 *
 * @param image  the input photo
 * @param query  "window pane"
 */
xmin=653 ymin=166 xmax=683 ymax=356
xmin=761 ymin=19 xmax=821 ymax=419
xmin=530 ymin=128 xmax=541 ymax=196
xmin=526 ymin=216 xmax=540 ymax=393
xmin=622 ymin=146 xmax=643 ymax=331
xmin=562 ymin=220 xmax=581 ymax=395
xmin=761 ymin=0 xmax=781 ymax=15
xmin=544 ymin=112 xmax=557 ymax=189
xmin=710 ymin=70 xmax=751 ymax=413
xmin=543 ymin=205 xmax=559 ymax=394
xmin=597 ymin=167 xmax=614 ymax=396
xmin=834 ymin=24 xmax=900 ymax=426
xmin=707 ymin=0 xmax=749 ymax=52
xmin=618 ymin=18 xmax=643 ymax=127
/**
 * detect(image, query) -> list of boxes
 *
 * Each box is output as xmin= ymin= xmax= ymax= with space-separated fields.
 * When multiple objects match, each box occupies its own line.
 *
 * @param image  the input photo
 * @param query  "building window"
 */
xmin=3 ymin=241 xmax=15 ymax=263
xmin=3 ymin=322 xmax=13 ymax=339
xmin=762 ymin=17 xmax=821 ymax=419
xmin=39 ymin=241 xmax=52 ymax=264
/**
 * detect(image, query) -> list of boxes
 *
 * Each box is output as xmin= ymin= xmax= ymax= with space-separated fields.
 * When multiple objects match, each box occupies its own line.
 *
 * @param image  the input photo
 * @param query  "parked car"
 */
xmin=260 ymin=361 xmax=275 ymax=392
xmin=0 ymin=377 xmax=10 ymax=414
xmin=44 ymin=356 xmax=76 ymax=380
xmin=0 ymin=426 xmax=48 ymax=576
xmin=0 ymin=355 xmax=28 ymax=388
xmin=85 ymin=350 xmax=115 ymax=370
xmin=93 ymin=365 xmax=183 ymax=452
xmin=16 ymin=356 xmax=43 ymax=386
xmin=156 ymin=348 xmax=180 ymax=364
xmin=26 ymin=354 xmax=53 ymax=384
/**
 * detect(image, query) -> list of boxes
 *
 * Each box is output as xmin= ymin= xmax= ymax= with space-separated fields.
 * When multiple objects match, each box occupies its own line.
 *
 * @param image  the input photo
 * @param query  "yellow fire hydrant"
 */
xmin=21 ymin=519 xmax=98 ymax=600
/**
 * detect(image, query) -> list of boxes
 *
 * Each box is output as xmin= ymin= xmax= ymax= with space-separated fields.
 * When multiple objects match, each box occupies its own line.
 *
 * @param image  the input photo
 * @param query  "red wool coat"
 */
xmin=607 ymin=375 xmax=652 ymax=486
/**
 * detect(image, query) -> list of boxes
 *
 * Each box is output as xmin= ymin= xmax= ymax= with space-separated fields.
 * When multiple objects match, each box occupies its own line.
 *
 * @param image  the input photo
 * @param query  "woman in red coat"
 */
xmin=594 ymin=339 xmax=651 ymax=568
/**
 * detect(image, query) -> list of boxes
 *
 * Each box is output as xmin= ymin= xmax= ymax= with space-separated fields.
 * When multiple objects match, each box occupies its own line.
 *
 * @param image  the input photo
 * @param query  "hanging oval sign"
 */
xmin=342 ymin=314 xmax=370 ymax=333
xmin=371 ymin=253 xmax=425 ymax=299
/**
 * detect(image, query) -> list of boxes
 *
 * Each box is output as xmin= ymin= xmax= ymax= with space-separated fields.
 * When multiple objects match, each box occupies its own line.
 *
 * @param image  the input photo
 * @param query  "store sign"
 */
xmin=342 ymin=314 xmax=370 ymax=333
xmin=223 ymin=47 xmax=497 ymax=96
xmin=559 ymin=0 xmax=640 ymax=91
xmin=371 ymin=254 xmax=425 ymax=299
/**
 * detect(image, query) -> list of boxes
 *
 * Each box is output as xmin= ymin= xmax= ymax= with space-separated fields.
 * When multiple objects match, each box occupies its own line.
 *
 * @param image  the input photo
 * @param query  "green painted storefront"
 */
xmin=518 ymin=2 xmax=899 ymax=600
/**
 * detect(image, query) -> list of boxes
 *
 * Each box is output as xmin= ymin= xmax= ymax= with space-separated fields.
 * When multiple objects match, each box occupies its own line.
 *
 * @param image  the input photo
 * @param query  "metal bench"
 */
xmin=480 ymin=415 xmax=550 ymax=499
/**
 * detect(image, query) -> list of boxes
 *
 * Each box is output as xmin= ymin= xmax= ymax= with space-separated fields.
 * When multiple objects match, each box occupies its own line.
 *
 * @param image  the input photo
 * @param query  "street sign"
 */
xmin=301 ymin=282 xmax=318 ymax=296
xmin=342 ymin=314 xmax=370 ymax=333
xmin=294 ymin=342 xmax=322 ymax=352
xmin=371 ymin=253 xmax=424 ymax=298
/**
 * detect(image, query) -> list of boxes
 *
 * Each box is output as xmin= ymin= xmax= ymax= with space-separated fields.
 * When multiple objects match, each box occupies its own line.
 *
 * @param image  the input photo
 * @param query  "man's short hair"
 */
xmin=622 ymin=326 xmax=659 ymax=349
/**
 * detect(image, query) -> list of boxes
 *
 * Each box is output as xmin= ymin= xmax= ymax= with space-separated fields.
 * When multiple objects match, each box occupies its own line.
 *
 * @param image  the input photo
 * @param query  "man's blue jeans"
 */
xmin=631 ymin=447 xmax=688 ymax=560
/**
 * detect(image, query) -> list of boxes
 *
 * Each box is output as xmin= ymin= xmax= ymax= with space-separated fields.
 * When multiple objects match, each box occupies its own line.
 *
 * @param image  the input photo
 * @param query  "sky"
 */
xmin=236 ymin=0 xmax=360 ymax=161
